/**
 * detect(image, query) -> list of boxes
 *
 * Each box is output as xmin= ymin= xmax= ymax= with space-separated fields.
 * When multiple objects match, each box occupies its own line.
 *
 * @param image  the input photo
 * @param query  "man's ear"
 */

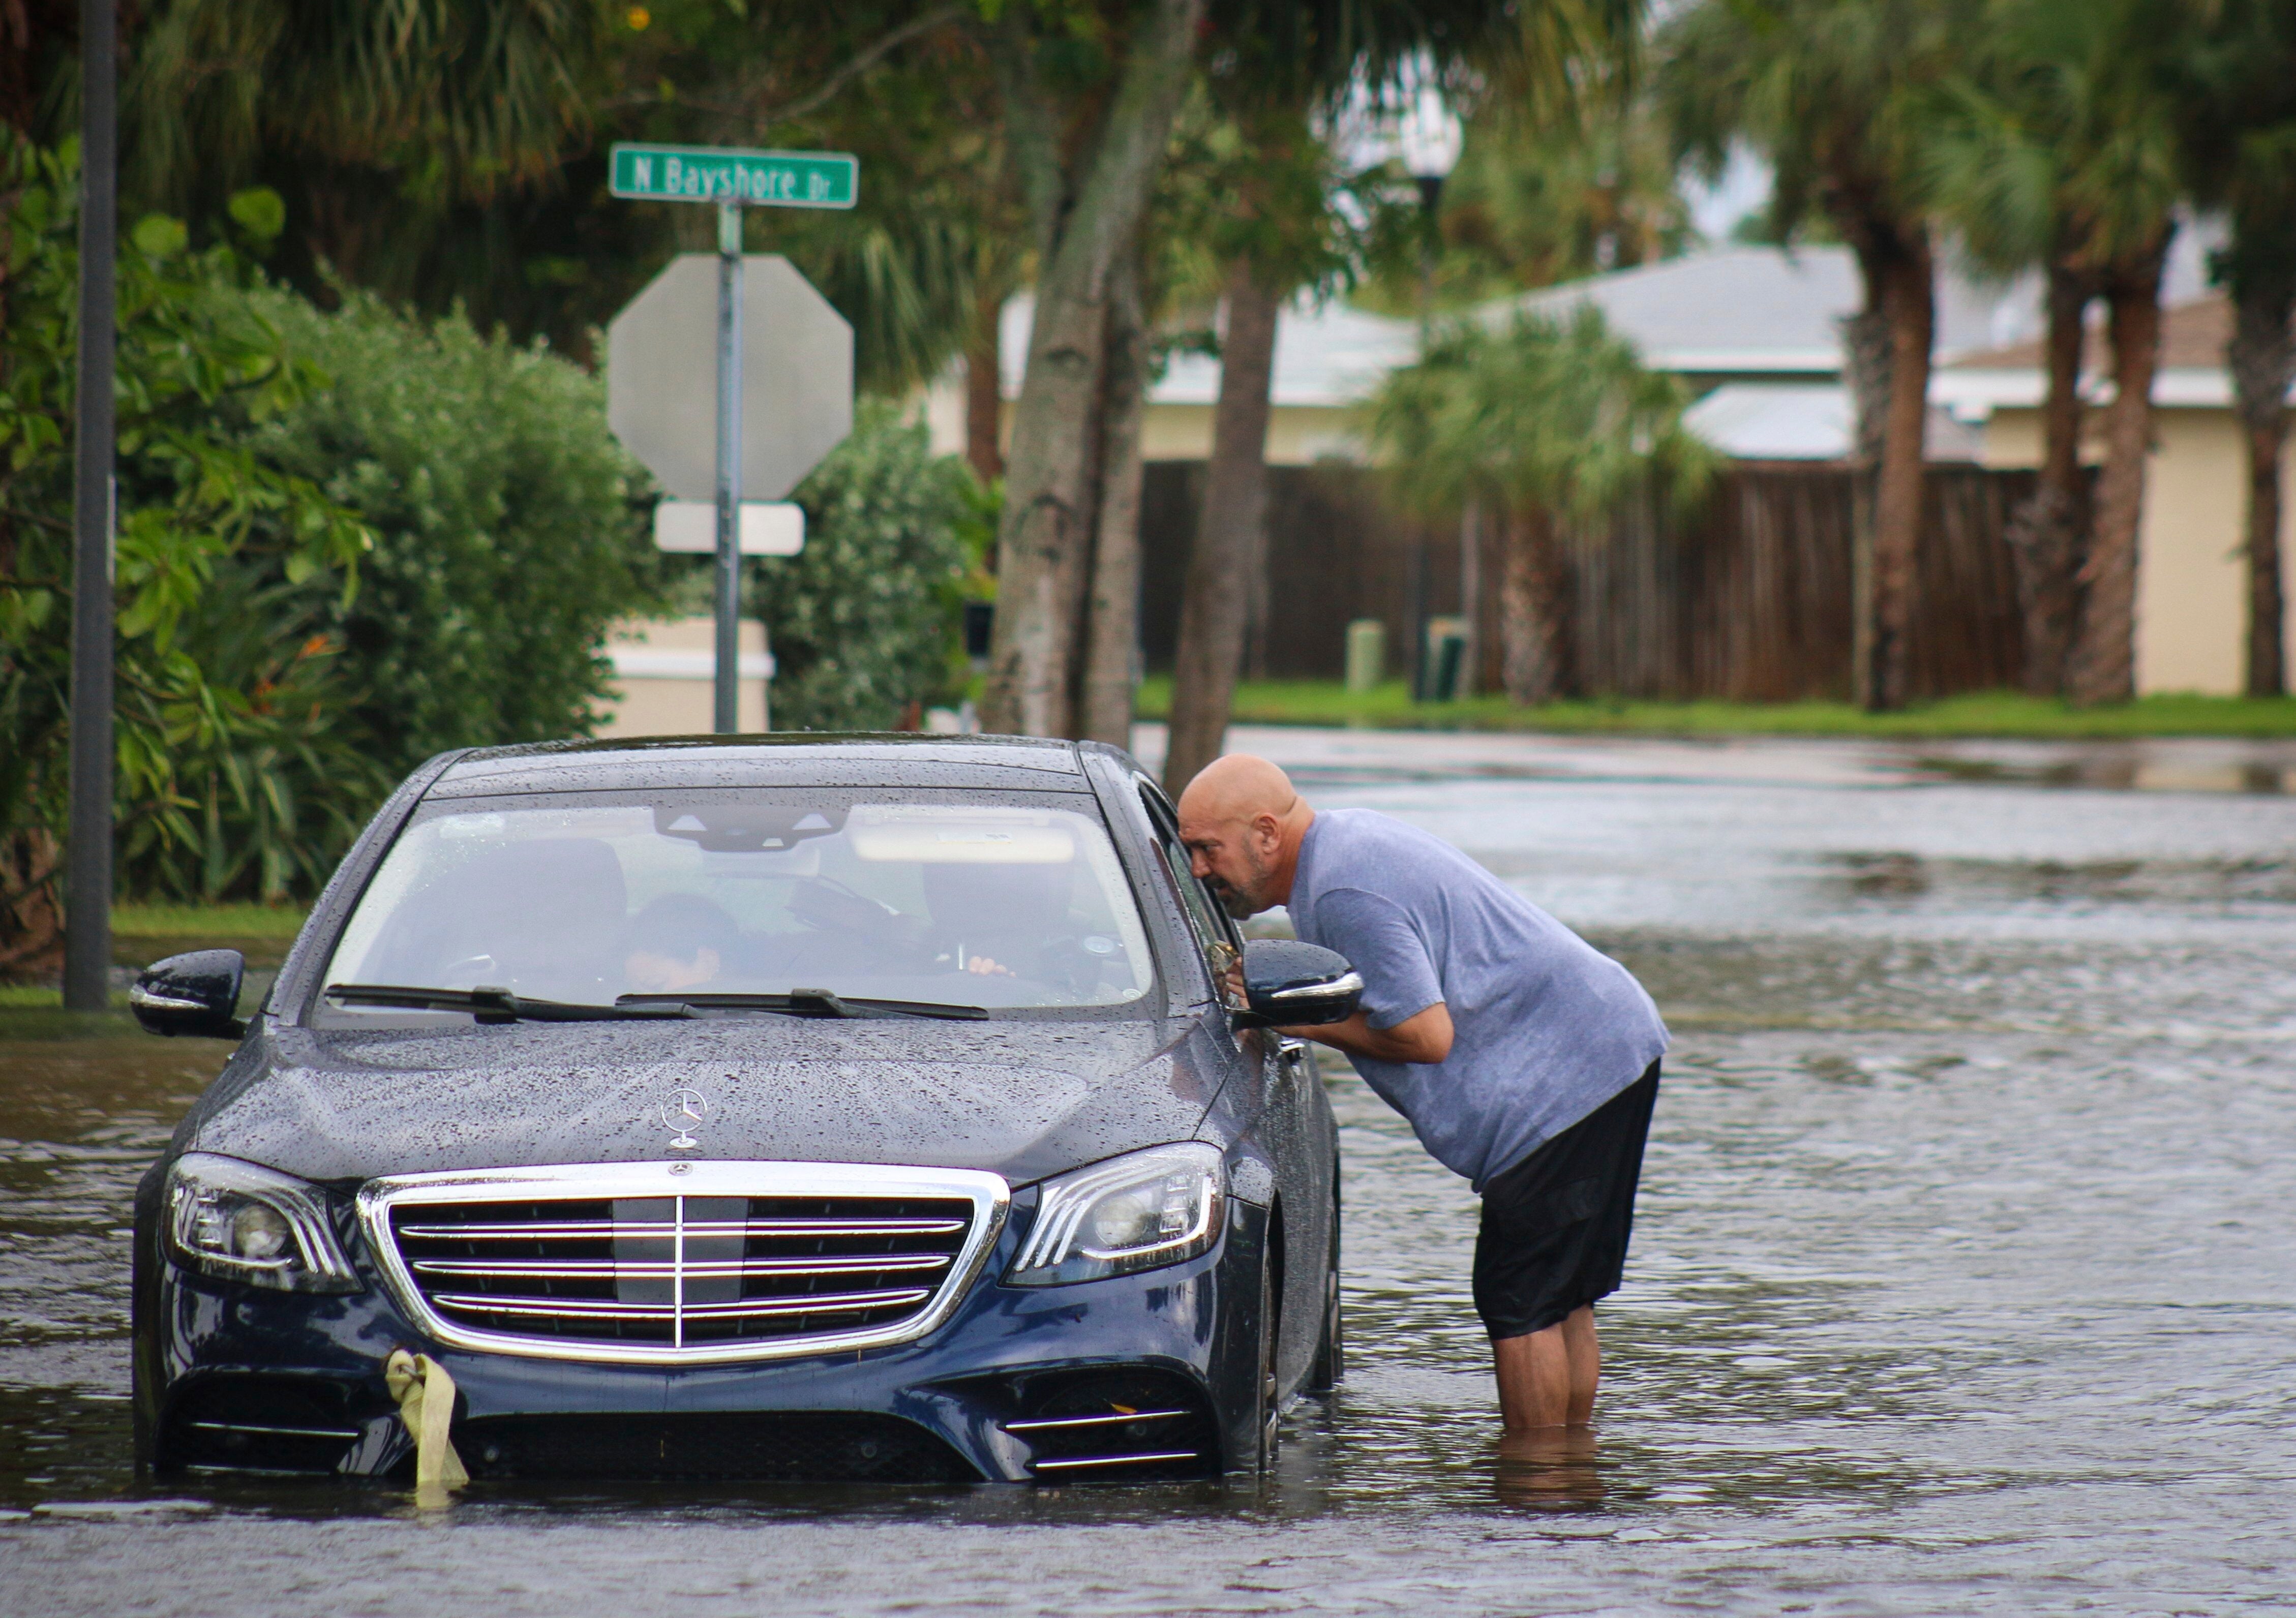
xmin=1253 ymin=811 xmax=1284 ymax=850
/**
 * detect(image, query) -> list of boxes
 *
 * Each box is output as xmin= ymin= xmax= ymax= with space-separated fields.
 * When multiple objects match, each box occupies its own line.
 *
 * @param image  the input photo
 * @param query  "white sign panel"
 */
xmin=652 ymin=501 xmax=806 ymax=556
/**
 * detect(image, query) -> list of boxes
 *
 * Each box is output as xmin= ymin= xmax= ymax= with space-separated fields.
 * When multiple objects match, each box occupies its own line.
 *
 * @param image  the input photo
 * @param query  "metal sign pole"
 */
xmin=63 ymin=0 xmax=117 ymax=1012
xmin=713 ymin=202 xmax=743 ymax=734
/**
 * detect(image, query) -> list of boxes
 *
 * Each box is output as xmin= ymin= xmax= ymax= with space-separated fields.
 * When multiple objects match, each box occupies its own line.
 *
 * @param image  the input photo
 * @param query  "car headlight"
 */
xmin=165 ymin=1152 xmax=359 ymax=1292
xmin=1005 ymin=1143 xmax=1226 ymax=1286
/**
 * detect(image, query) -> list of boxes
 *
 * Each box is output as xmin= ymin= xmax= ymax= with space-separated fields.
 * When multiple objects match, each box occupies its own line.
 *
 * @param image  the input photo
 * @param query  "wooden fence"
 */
xmin=1137 ymin=460 xmax=2036 ymax=700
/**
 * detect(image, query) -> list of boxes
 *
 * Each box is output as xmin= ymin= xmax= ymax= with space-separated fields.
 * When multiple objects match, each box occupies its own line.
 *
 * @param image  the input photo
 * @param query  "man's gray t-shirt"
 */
xmin=1288 ymin=808 xmax=1667 ymax=1191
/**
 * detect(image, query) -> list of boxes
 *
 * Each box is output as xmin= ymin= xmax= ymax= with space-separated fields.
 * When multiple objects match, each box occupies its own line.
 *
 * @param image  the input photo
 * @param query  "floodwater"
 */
xmin=5 ymin=730 xmax=2293 ymax=1615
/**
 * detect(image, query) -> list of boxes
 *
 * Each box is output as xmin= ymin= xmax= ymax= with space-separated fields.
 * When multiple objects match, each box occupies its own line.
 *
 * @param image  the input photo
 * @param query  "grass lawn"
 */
xmin=113 ymin=902 xmax=311 ymax=939
xmin=4 ymin=903 xmax=308 ymax=1028
xmin=1130 ymin=679 xmax=2296 ymax=739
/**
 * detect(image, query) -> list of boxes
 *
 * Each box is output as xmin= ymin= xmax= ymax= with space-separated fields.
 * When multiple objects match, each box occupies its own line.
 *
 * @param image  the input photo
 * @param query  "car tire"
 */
xmin=1255 ymin=1245 xmax=1281 ymax=1474
xmin=1307 ymin=1195 xmax=1343 ymax=1393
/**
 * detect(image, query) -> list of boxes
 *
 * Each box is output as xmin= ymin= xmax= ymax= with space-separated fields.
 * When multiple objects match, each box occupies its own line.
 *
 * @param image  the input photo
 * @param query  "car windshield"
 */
xmin=320 ymin=789 xmax=1158 ymax=1016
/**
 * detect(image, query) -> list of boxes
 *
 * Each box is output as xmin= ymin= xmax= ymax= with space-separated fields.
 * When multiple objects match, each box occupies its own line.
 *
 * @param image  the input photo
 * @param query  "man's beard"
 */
xmin=1210 ymin=846 xmax=1271 ymax=919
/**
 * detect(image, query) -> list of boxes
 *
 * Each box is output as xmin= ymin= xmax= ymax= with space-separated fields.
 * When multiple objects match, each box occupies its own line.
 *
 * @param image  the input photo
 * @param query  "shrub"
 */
xmin=1 ymin=136 xmax=376 ymax=961
xmin=244 ymin=288 xmax=662 ymax=767
xmin=736 ymin=400 xmax=982 ymax=731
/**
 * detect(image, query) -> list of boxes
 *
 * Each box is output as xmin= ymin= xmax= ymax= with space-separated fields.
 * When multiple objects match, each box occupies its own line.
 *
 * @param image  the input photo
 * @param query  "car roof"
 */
xmin=425 ymin=733 xmax=1095 ymax=799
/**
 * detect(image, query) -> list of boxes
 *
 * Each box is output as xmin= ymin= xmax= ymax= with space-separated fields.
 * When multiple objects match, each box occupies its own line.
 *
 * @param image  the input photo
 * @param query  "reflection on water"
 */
xmin=1493 ymin=1427 xmax=1607 ymax=1512
xmin=5 ymin=749 xmax=2296 ymax=1614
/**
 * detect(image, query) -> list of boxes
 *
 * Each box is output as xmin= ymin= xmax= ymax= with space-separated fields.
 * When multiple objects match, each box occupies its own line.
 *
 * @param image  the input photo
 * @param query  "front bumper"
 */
xmin=134 ymin=1187 xmax=1271 ymax=1485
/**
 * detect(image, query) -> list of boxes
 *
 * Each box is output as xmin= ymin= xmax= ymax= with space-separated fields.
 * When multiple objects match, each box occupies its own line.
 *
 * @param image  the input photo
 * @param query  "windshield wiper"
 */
xmin=615 ymin=988 xmax=988 ymax=1022
xmin=325 ymin=984 xmax=694 ymax=1023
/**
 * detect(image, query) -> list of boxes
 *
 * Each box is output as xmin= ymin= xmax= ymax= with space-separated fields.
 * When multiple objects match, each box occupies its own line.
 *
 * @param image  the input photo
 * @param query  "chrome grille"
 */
xmin=359 ymin=1162 xmax=1008 ymax=1366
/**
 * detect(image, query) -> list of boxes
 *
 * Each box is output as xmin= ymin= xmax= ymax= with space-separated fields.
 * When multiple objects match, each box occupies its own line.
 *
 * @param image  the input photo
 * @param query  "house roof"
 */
xmin=1945 ymin=293 xmax=2238 ymax=372
xmin=1932 ymin=293 xmax=2294 ymax=415
xmin=999 ymin=293 xmax=1415 ymax=410
xmin=1682 ymin=382 xmax=1986 ymax=463
xmin=1501 ymin=247 xmax=2037 ymax=374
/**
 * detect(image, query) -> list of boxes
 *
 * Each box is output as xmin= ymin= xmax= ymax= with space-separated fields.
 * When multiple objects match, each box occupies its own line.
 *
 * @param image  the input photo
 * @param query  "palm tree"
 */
xmin=1366 ymin=307 xmax=1713 ymax=703
xmin=2181 ymin=0 xmax=2296 ymax=697
xmin=1921 ymin=0 xmax=2183 ymax=699
xmin=1660 ymin=0 xmax=1976 ymax=712
xmin=1161 ymin=91 xmax=1354 ymax=788
xmin=1934 ymin=0 xmax=2187 ymax=707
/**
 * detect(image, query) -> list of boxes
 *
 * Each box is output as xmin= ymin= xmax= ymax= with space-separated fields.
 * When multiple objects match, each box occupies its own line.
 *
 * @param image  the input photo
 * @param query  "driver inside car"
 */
xmin=922 ymin=860 xmax=1074 ymax=983
xmin=621 ymin=892 xmax=742 ymax=995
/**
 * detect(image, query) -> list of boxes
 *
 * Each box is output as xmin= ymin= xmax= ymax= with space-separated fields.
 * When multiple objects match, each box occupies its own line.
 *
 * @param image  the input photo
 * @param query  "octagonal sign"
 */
xmin=607 ymin=254 xmax=854 ymax=503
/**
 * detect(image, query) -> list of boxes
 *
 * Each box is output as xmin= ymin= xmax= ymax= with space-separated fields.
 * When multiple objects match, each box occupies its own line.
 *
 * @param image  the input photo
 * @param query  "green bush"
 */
xmin=1 ymin=136 xmax=377 ymax=955
xmin=735 ymin=400 xmax=983 ymax=731
xmin=244 ymin=288 xmax=662 ymax=766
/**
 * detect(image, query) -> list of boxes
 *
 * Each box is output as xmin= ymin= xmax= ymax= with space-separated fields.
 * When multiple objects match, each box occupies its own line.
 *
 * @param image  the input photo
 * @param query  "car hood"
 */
xmin=184 ymin=1014 xmax=1226 ymax=1188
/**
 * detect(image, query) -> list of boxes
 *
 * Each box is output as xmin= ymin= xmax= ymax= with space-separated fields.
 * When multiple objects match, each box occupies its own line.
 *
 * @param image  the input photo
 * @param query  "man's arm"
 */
xmin=1281 ymin=1001 xmax=1453 ymax=1065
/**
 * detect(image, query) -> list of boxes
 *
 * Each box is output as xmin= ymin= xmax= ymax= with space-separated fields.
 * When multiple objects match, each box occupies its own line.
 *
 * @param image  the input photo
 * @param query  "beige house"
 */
xmin=594 ymin=615 xmax=771 ymax=737
xmin=912 ymin=247 xmax=2290 ymax=700
xmin=922 ymin=292 xmax=1418 ymax=468
xmin=1934 ymin=296 xmax=2296 ymax=696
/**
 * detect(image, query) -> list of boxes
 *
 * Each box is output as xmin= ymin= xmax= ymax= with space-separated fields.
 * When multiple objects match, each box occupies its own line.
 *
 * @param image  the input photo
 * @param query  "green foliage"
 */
xmin=733 ymin=401 xmax=981 ymax=731
xmin=1919 ymin=0 xmax=2193 ymax=280
xmin=1365 ymin=304 xmax=1715 ymax=524
xmin=1660 ymin=0 xmax=1977 ymax=247
xmin=240 ymin=289 xmax=662 ymax=769
xmin=1 ymin=134 xmax=381 ymax=914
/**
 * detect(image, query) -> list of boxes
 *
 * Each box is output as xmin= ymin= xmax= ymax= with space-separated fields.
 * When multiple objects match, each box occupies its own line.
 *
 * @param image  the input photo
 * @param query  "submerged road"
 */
xmin=4 ymin=728 xmax=2292 ymax=1614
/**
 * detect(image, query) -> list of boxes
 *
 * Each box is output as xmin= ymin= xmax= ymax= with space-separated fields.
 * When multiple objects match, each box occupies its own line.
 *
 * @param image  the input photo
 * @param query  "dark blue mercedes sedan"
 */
xmin=128 ymin=735 xmax=1362 ymax=1486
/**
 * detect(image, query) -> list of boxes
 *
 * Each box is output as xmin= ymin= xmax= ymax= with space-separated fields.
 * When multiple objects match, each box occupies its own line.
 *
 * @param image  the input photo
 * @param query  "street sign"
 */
xmin=607 ymin=255 xmax=853 ymax=502
xmin=608 ymin=141 xmax=856 ymax=734
xmin=610 ymin=144 xmax=857 ymax=210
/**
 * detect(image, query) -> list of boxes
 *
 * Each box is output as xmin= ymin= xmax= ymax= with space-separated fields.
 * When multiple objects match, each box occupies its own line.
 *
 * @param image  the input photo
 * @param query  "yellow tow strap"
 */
xmin=384 ymin=1349 xmax=470 ymax=1498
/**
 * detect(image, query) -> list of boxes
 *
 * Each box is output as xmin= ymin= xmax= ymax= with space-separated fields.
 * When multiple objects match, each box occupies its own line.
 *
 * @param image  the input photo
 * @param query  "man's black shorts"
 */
xmin=1472 ymin=1061 xmax=1659 ymax=1340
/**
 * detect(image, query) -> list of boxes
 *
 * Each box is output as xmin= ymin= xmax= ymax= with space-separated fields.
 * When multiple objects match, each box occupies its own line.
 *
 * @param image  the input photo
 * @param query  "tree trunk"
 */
xmin=2002 ymin=259 xmax=2091 ymax=695
xmin=1078 ymin=252 xmax=1149 ymax=748
xmin=1163 ymin=263 xmax=1281 ymax=794
xmin=2227 ymin=266 xmax=2294 ymax=697
xmin=1838 ymin=302 xmax=1889 ymax=701
xmin=0 ymin=829 xmax=64 ymax=983
xmin=980 ymin=0 xmax=1203 ymax=739
xmin=1864 ymin=229 xmax=1934 ymax=711
xmin=2068 ymin=240 xmax=2170 ymax=708
xmin=1499 ymin=504 xmax=1570 ymax=705
xmin=964 ymin=281 xmax=1005 ymax=484
xmin=1458 ymin=498 xmax=1483 ymax=697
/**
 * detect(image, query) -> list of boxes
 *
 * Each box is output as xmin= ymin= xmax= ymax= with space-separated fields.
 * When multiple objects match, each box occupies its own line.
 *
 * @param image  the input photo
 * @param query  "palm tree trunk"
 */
xmin=964 ymin=281 xmax=1005 ymax=484
xmin=2002 ymin=259 xmax=2090 ymax=695
xmin=1079 ymin=253 xmax=1149 ymax=748
xmin=1163 ymin=262 xmax=1281 ymax=793
xmin=2228 ymin=270 xmax=2294 ymax=697
xmin=1500 ymin=504 xmax=1570 ymax=705
xmin=980 ymin=0 xmax=1202 ymax=738
xmin=2068 ymin=240 xmax=2170 ymax=708
xmin=1865 ymin=228 xmax=1934 ymax=711
xmin=1839 ymin=302 xmax=1889 ymax=703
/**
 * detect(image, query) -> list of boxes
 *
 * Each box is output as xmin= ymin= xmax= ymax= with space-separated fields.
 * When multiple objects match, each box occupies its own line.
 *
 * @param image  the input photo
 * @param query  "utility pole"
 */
xmin=713 ymin=201 xmax=745 ymax=734
xmin=63 ymin=0 xmax=117 ymax=1011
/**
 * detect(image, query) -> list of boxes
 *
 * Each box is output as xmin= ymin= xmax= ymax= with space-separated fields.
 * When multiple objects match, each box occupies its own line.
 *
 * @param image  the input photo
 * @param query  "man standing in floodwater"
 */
xmin=1176 ymin=754 xmax=1666 ymax=1430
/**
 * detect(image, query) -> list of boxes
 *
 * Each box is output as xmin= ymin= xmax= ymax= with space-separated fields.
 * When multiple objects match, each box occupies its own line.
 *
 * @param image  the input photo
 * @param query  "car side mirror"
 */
xmin=1235 ymin=938 xmax=1363 ymax=1028
xmin=131 ymin=950 xmax=248 ymax=1040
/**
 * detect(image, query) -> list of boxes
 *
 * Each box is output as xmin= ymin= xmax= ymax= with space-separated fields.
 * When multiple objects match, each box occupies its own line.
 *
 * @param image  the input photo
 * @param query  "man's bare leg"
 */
xmin=1493 ymin=1305 xmax=1600 ymax=1430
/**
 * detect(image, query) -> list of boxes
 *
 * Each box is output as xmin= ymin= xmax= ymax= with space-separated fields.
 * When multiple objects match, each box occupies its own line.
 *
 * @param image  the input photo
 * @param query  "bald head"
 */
xmin=1179 ymin=753 xmax=1300 ymax=826
xmin=1175 ymin=754 xmax=1314 ymax=918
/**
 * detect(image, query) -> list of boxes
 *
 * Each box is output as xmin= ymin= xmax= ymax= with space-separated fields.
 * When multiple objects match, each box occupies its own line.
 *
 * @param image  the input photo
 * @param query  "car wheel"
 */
xmin=1255 ymin=1247 xmax=1281 ymax=1474
xmin=1307 ymin=1199 xmax=1343 ymax=1393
